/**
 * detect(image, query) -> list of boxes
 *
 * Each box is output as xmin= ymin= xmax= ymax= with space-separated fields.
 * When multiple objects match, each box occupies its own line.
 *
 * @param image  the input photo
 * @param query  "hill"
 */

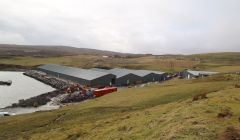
xmin=0 ymin=44 xmax=142 ymax=58
xmin=0 ymin=74 xmax=240 ymax=140
xmin=0 ymin=44 xmax=240 ymax=72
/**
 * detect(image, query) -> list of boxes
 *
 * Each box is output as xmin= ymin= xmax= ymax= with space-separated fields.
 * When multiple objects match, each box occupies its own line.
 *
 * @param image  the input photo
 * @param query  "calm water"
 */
xmin=0 ymin=71 xmax=55 ymax=108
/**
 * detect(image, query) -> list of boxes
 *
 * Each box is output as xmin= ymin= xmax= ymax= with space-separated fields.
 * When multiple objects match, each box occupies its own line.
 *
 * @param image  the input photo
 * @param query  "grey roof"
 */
xmin=38 ymin=64 xmax=114 ymax=80
xmin=129 ymin=70 xmax=165 ymax=77
xmin=187 ymin=70 xmax=218 ymax=76
xmin=108 ymin=68 xmax=136 ymax=78
xmin=91 ymin=68 xmax=109 ymax=73
xmin=93 ymin=68 xmax=165 ymax=78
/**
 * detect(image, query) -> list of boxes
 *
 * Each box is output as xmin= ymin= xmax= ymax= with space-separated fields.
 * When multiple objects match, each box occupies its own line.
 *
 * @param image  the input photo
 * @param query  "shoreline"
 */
xmin=0 ymin=104 xmax=60 ymax=115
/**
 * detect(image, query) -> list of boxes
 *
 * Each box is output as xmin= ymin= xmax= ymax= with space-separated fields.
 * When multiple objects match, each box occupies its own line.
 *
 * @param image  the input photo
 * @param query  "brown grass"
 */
xmin=235 ymin=84 xmax=240 ymax=88
xmin=218 ymin=108 xmax=233 ymax=119
xmin=220 ymin=126 xmax=240 ymax=140
xmin=192 ymin=93 xmax=208 ymax=101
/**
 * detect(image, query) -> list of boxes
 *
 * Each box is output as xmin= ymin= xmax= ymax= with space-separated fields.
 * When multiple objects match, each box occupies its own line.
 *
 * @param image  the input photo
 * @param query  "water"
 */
xmin=0 ymin=71 xmax=55 ymax=108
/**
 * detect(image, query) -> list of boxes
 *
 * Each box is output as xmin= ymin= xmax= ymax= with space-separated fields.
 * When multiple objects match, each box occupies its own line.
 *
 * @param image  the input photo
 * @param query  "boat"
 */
xmin=0 ymin=80 xmax=12 ymax=86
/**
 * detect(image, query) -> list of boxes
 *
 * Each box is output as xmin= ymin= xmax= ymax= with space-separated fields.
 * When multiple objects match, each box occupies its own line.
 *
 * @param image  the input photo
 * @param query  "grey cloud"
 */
xmin=0 ymin=0 xmax=240 ymax=54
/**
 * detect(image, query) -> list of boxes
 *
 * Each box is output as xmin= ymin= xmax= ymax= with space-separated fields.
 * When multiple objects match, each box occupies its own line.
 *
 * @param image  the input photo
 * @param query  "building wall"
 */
xmin=155 ymin=73 xmax=168 ymax=81
xmin=142 ymin=73 xmax=156 ymax=83
xmin=116 ymin=74 xmax=141 ymax=86
xmin=91 ymin=74 xmax=116 ymax=87
xmin=161 ymin=73 xmax=169 ymax=81
xmin=180 ymin=70 xmax=197 ymax=79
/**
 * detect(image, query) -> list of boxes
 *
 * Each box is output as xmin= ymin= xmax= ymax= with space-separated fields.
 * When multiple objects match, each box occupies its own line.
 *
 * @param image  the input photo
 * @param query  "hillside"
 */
xmin=0 ymin=74 xmax=240 ymax=140
xmin=0 ymin=44 xmax=141 ymax=58
xmin=0 ymin=44 xmax=240 ymax=72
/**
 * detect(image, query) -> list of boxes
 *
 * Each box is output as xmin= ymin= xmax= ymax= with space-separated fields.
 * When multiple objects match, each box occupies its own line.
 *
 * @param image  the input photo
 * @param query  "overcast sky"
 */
xmin=0 ymin=0 xmax=240 ymax=54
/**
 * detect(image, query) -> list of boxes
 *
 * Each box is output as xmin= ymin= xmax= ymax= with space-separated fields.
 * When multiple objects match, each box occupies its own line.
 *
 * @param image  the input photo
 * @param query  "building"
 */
xmin=128 ymin=70 xmax=167 ymax=83
xmin=92 ymin=68 xmax=167 ymax=85
xmin=38 ymin=64 xmax=116 ymax=87
xmin=92 ymin=68 xmax=142 ymax=86
xmin=180 ymin=69 xmax=218 ymax=79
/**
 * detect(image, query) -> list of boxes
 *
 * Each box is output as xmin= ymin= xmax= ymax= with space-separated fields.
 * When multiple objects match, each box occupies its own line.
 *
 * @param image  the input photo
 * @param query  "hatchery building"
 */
xmin=38 ymin=64 xmax=116 ymax=87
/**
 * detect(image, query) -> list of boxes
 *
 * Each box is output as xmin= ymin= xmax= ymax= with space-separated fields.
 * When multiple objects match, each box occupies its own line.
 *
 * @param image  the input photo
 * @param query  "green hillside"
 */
xmin=1 ymin=74 xmax=240 ymax=140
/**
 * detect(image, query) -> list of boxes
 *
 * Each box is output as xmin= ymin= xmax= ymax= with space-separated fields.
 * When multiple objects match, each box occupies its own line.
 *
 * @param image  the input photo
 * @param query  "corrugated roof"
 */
xmin=129 ymin=70 xmax=165 ymax=77
xmin=93 ymin=68 xmax=165 ymax=78
xmin=91 ymin=68 xmax=109 ymax=73
xmin=108 ymin=68 xmax=135 ymax=78
xmin=187 ymin=70 xmax=218 ymax=76
xmin=38 ymin=64 xmax=113 ymax=80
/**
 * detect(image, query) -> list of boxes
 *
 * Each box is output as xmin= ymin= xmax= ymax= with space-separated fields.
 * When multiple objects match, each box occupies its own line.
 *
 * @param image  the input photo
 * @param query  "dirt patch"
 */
xmin=67 ymin=133 xmax=81 ymax=140
xmin=118 ymin=126 xmax=133 ymax=132
xmin=235 ymin=84 xmax=240 ymax=88
xmin=220 ymin=126 xmax=240 ymax=140
xmin=53 ymin=113 xmax=66 ymax=123
xmin=217 ymin=108 xmax=233 ymax=119
xmin=192 ymin=93 xmax=208 ymax=101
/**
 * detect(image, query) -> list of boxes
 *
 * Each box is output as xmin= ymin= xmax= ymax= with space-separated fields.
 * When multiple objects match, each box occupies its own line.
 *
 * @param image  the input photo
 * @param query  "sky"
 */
xmin=0 ymin=0 xmax=240 ymax=54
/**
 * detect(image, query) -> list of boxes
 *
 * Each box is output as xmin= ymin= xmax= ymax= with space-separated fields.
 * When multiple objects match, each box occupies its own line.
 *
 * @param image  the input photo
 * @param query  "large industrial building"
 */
xmin=38 ymin=64 xmax=116 ymax=87
xmin=38 ymin=64 xmax=167 ymax=87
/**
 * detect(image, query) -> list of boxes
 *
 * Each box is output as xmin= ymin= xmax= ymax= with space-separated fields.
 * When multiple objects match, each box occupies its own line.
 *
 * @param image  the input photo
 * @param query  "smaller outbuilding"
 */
xmin=180 ymin=69 xmax=218 ymax=79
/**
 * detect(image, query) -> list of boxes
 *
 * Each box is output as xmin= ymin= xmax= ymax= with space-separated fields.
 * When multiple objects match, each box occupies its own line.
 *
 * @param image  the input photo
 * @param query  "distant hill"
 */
xmin=0 ymin=44 xmax=144 ymax=58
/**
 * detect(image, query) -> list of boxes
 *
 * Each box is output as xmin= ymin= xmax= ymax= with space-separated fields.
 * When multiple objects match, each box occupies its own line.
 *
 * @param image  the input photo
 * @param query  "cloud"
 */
xmin=0 ymin=0 xmax=240 ymax=54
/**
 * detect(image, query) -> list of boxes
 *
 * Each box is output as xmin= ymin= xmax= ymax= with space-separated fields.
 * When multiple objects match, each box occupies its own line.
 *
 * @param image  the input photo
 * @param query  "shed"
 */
xmin=180 ymin=69 xmax=218 ymax=79
xmin=38 ymin=64 xmax=116 ymax=87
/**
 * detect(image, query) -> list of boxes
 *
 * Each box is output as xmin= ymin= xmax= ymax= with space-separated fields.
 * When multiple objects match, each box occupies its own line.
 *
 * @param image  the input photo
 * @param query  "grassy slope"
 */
xmin=0 ymin=74 xmax=240 ymax=140
xmin=188 ymin=52 xmax=240 ymax=72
